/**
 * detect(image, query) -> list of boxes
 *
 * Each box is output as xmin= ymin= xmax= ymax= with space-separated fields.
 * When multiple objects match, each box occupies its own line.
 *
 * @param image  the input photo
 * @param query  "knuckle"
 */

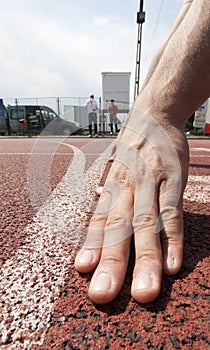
xmin=90 ymin=212 xmax=106 ymax=225
xmin=101 ymin=255 xmax=125 ymax=265
xmin=105 ymin=214 xmax=129 ymax=228
xmin=133 ymin=212 xmax=157 ymax=230
xmin=135 ymin=250 xmax=161 ymax=264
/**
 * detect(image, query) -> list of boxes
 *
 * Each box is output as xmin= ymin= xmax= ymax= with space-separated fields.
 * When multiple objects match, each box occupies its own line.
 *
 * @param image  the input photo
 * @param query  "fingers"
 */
xmin=75 ymin=127 xmax=186 ymax=305
xmin=75 ymin=188 xmax=111 ymax=273
xmin=159 ymin=191 xmax=184 ymax=275
xmin=96 ymin=186 xmax=103 ymax=196
xmin=157 ymin=168 xmax=186 ymax=275
xmin=76 ymin=178 xmax=184 ymax=304
xmin=130 ymin=160 xmax=184 ymax=303
xmin=131 ymin=228 xmax=162 ymax=304
xmin=87 ymin=180 xmax=134 ymax=304
xmin=131 ymin=182 xmax=162 ymax=304
xmin=161 ymin=207 xmax=184 ymax=276
xmin=88 ymin=236 xmax=132 ymax=304
xmin=75 ymin=247 xmax=101 ymax=273
xmin=130 ymin=200 xmax=183 ymax=304
xmin=75 ymin=163 xmax=134 ymax=303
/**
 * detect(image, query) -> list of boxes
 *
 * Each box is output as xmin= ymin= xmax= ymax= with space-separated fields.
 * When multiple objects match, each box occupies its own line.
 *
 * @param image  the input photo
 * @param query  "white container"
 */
xmin=102 ymin=72 xmax=131 ymax=112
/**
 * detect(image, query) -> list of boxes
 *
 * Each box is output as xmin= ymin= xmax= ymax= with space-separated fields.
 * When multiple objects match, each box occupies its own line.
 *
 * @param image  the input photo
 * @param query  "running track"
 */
xmin=0 ymin=137 xmax=209 ymax=350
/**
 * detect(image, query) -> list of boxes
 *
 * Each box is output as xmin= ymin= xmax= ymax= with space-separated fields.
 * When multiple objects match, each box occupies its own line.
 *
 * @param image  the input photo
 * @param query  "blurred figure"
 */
xmin=108 ymin=99 xmax=119 ymax=135
xmin=86 ymin=94 xmax=98 ymax=137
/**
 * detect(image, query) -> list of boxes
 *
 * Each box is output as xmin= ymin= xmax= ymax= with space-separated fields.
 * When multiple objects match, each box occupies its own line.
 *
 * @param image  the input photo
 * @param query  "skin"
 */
xmin=75 ymin=0 xmax=210 ymax=304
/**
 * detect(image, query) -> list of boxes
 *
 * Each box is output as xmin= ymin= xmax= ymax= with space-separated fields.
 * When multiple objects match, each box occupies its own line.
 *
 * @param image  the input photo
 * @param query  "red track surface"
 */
xmin=0 ymin=137 xmax=209 ymax=350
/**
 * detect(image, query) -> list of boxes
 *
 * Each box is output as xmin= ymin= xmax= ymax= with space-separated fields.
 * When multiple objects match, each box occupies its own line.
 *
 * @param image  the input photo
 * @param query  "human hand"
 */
xmin=75 ymin=109 xmax=189 ymax=304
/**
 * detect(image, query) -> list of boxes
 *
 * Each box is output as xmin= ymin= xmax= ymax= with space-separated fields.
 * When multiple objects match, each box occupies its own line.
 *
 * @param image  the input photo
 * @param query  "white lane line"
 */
xmin=0 ymin=140 xmax=113 ymax=350
xmin=184 ymin=175 xmax=210 ymax=203
xmin=0 ymin=152 xmax=73 ymax=155
xmin=0 ymin=153 xmax=107 ymax=156
xmin=191 ymin=148 xmax=210 ymax=152
xmin=1 ymin=140 xmax=208 ymax=349
xmin=190 ymin=155 xmax=210 ymax=158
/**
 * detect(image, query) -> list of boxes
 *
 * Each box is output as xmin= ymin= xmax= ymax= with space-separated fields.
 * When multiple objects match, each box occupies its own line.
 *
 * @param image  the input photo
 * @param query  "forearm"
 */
xmin=141 ymin=0 xmax=193 ymax=92
xmin=136 ymin=0 xmax=210 ymax=128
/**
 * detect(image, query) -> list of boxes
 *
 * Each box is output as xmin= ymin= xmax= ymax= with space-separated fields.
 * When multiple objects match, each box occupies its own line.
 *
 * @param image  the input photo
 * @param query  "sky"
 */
xmin=0 ymin=0 xmax=183 ymax=103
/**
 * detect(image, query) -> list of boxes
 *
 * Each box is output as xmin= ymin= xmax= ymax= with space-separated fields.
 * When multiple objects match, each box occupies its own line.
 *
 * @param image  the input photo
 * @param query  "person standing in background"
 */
xmin=86 ymin=94 xmax=98 ymax=137
xmin=108 ymin=99 xmax=119 ymax=135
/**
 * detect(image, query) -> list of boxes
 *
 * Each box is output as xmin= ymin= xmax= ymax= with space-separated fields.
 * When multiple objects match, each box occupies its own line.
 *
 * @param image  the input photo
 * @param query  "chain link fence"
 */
xmin=3 ymin=96 xmax=132 ymax=133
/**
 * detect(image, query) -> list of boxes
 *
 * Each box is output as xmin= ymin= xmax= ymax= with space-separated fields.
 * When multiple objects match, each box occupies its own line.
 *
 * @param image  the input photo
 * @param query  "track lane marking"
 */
xmin=184 ymin=175 xmax=210 ymax=203
xmin=0 ymin=139 xmax=209 ymax=349
xmin=0 ymin=140 xmax=113 ymax=349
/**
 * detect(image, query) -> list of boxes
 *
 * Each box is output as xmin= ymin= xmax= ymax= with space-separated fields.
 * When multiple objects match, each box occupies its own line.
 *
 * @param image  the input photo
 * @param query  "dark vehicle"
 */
xmin=0 ymin=103 xmax=82 ymax=136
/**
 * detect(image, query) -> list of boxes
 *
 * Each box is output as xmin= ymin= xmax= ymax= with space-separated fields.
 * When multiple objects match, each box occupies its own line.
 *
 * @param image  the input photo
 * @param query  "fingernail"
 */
xmin=133 ymin=273 xmax=153 ymax=290
xmin=90 ymin=273 xmax=111 ymax=292
xmin=77 ymin=250 xmax=93 ymax=264
xmin=167 ymin=255 xmax=175 ymax=269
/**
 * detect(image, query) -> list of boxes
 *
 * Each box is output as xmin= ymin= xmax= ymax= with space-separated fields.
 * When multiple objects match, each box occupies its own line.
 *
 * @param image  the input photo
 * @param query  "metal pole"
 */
xmin=134 ymin=0 xmax=145 ymax=101
xmin=99 ymin=96 xmax=102 ymax=134
xmin=56 ymin=97 xmax=60 ymax=115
